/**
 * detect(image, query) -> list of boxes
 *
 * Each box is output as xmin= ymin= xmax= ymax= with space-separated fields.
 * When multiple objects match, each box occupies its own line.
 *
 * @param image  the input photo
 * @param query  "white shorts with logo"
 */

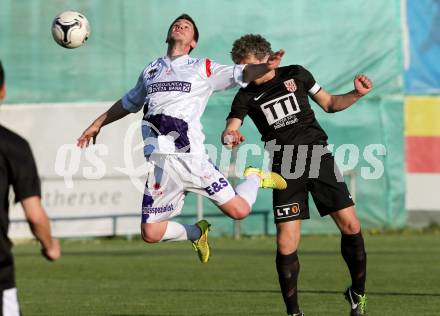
xmin=141 ymin=155 xmax=236 ymax=223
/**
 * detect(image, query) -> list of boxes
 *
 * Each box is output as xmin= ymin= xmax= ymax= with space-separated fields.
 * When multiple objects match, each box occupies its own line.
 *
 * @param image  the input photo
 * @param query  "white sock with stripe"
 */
xmin=160 ymin=221 xmax=201 ymax=242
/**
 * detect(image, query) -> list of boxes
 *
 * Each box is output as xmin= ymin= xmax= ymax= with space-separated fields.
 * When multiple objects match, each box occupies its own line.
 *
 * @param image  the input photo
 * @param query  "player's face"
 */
xmin=239 ymin=54 xmax=268 ymax=65
xmin=168 ymin=19 xmax=196 ymax=49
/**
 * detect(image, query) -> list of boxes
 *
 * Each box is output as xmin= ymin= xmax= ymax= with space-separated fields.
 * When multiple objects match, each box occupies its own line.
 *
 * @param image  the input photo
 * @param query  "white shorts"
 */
xmin=141 ymin=155 xmax=236 ymax=223
xmin=2 ymin=288 xmax=20 ymax=316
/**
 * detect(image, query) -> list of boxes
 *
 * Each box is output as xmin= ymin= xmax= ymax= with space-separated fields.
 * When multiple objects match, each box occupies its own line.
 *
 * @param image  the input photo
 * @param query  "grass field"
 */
xmin=14 ymin=233 xmax=440 ymax=316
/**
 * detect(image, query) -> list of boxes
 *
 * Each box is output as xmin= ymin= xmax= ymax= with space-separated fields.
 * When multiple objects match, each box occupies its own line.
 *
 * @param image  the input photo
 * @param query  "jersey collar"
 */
xmin=163 ymin=54 xmax=191 ymax=66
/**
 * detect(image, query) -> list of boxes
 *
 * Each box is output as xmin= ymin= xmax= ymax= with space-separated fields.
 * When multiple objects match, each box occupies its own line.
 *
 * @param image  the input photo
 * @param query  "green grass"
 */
xmin=14 ymin=233 xmax=440 ymax=315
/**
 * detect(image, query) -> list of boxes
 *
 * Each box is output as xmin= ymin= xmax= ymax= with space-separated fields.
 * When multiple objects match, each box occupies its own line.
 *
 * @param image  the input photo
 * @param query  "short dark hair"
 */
xmin=231 ymin=34 xmax=273 ymax=64
xmin=167 ymin=14 xmax=199 ymax=53
xmin=0 ymin=60 xmax=4 ymax=88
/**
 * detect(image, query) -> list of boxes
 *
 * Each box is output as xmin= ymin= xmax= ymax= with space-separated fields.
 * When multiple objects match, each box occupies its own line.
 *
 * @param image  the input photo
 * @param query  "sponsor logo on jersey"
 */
xmin=147 ymin=81 xmax=192 ymax=94
xmin=284 ymin=79 xmax=297 ymax=92
xmin=142 ymin=204 xmax=175 ymax=215
xmin=260 ymin=93 xmax=301 ymax=126
xmin=274 ymin=202 xmax=301 ymax=219
xmin=291 ymin=203 xmax=300 ymax=215
xmin=204 ymin=177 xmax=229 ymax=196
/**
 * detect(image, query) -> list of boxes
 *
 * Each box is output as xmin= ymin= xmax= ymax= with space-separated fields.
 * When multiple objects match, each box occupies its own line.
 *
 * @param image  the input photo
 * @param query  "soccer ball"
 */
xmin=51 ymin=11 xmax=90 ymax=49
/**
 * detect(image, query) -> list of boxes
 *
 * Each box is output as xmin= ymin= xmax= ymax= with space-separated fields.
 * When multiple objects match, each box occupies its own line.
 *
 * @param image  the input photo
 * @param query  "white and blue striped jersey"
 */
xmin=121 ymin=55 xmax=246 ymax=156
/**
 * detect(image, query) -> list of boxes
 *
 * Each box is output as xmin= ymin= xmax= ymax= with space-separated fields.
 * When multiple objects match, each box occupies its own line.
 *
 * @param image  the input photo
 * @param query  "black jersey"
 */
xmin=0 ymin=125 xmax=41 ymax=290
xmin=228 ymin=65 xmax=328 ymax=146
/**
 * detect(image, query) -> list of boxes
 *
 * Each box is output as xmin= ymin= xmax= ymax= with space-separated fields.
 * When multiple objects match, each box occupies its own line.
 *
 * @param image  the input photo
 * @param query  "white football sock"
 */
xmin=235 ymin=174 xmax=260 ymax=208
xmin=160 ymin=221 xmax=201 ymax=242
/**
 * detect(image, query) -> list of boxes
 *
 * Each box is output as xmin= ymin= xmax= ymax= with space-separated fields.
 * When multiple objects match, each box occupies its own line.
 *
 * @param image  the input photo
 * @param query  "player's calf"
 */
xmin=141 ymin=222 xmax=168 ymax=243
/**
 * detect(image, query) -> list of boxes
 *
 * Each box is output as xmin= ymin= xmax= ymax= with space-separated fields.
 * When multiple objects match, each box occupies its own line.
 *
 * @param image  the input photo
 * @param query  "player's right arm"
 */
xmin=221 ymin=91 xmax=249 ymax=149
xmin=77 ymin=68 xmax=148 ymax=148
xmin=77 ymin=99 xmax=129 ymax=148
xmin=221 ymin=118 xmax=245 ymax=149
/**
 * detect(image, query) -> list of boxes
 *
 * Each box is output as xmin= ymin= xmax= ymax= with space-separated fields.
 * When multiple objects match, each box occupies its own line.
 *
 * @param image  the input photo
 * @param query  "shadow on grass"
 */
xmin=13 ymin=248 xmax=440 ymax=257
xmin=112 ymin=288 xmax=440 ymax=298
xmin=300 ymin=289 xmax=440 ymax=298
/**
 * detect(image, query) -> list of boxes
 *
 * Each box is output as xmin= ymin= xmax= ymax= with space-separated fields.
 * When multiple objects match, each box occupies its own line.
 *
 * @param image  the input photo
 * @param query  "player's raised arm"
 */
xmin=242 ymin=49 xmax=285 ymax=82
xmin=77 ymin=99 xmax=129 ymax=148
xmin=221 ymin=118 xmax=245 ymax=149
xmin=313 ymin=74 xmax=373 ymax=113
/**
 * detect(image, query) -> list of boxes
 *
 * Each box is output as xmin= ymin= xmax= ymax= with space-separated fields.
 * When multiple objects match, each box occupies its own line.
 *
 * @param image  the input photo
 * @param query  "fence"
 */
xmin=10 ymin=171 xmax=356 ymax=239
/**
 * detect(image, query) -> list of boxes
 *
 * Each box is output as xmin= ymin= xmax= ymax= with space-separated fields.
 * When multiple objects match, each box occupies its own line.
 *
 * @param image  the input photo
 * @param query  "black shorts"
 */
xmin=271 ymin=145 xmax=354 ymax=223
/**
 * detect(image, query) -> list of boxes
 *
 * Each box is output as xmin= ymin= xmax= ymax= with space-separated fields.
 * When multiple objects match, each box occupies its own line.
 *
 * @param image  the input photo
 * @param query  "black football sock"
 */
xmin=341 ymin=232 xmax=367 ymax=295
xmin=276 ymin=251 xmax=300 ymax=314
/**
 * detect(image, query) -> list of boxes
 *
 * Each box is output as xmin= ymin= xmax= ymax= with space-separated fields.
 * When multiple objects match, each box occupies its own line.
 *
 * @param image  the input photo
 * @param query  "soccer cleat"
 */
xmin=192 ymin=220 xmax=211 ymax=263
xmin=344 ymin=287 xmax=367 ymax=315
xmin=288 ymin=312 xmax=304 ymax=316
xmin=244 ymin=167 xmax=287 ymax=190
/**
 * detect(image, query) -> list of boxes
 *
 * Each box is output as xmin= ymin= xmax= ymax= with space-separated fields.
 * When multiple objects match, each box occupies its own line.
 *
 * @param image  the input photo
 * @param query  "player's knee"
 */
xmin=277 ymin=229 xmax=300 ymax=253
xmin=141 ymin=227 xmax=161 ymax=243
xmin=278 ymin=236 xmax=297 ymax=253
xmin=340 ymin=220 xmax=361 ymax=235
xmin=220 ymin=197 xmax=250 ymax=219
xmin=230 ymin=203 xmax=250 ymax=220
xmin=229 ymin=209 xmax=247 ymax=220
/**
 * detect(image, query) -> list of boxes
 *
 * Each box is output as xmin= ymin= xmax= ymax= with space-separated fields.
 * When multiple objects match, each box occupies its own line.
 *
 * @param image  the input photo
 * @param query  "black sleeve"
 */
xmin=226 ymin=90 xmax=250 ymax=121
xmin=297 ymin=65 xmax=321 ymax=95
xmin=9 ymin=141 xmax=41 ymax=202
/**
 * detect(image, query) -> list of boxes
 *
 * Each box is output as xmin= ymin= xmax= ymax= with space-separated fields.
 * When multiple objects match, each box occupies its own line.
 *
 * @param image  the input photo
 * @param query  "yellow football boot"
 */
xmin=244 ymin=167 xmax=287 ymax=190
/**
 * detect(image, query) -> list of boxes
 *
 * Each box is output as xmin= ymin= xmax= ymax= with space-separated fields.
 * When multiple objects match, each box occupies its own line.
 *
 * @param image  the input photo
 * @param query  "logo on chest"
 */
xmin=283 ymin=79 xmax=297 ymax=92
xmin=147 ymin=81 xmax=192 ymax=94
xmin=260 ymin=93 xmax=300 ymax=125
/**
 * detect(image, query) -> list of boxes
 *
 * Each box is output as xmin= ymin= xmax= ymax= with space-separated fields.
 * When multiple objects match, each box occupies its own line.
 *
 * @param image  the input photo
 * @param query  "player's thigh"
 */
xmin=141 ymin=158 xmax=186 ymax=225
xmin=330 ymin=205 xmax=361 ymax=234
xmin=272 ymin=177 xmax=310 ymax=223
xmin=309 ymin=153 xmax=355 ymax=217
xmin=276 ymin=220 xmax=302 ymax=254
xmin=271 ymin=156 xmax=310 ymax=222
xmin=183 ymin=157 xmax=238 ymax=212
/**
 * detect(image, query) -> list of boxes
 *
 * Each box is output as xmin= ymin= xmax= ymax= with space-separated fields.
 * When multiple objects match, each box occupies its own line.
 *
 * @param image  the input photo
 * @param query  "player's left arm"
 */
xmin=77 ymin=99 xmax=129 ymax=148
xmin=22 ymin=196 xmax=61 ymax=261
xmin=312 ymin=74 xmax=373 ymax=113
xmin=243 ymin=49 xmax=285 ymax=82
xmin=206 ymin=49 xmax=284 ymax=91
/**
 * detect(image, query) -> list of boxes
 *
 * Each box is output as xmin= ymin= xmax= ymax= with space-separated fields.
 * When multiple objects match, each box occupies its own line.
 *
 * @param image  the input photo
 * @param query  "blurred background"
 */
xmin=0 ymin=0 xmax=439 ymax=238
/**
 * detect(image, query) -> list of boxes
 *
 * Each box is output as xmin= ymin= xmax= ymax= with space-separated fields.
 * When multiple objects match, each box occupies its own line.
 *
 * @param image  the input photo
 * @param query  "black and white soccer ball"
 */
xmin=51 ymin=11 xmax=90 ymax=49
